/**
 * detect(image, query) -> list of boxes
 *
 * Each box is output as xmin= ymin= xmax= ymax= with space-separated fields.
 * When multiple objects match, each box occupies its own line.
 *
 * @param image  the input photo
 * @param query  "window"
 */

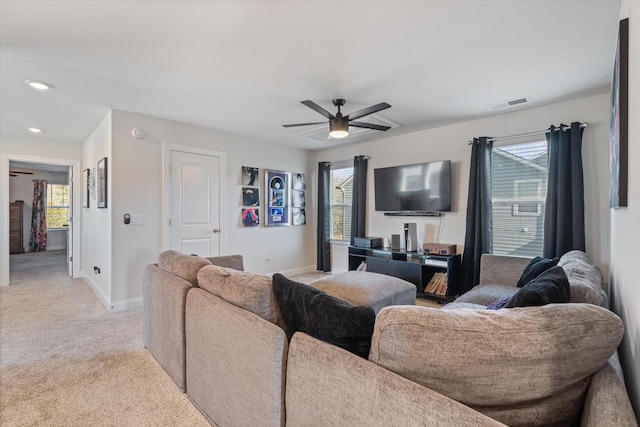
xmin=46 ymin=184 xmax=69 ymax=229
xmin=330 ymin=161 xmax=353 ymax=242
xmin=491 ymin=141 xmax=547 ymax=257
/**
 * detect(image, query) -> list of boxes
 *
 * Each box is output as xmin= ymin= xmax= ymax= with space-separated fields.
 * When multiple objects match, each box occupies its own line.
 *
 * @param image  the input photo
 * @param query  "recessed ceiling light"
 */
xmin=25 ymin=80 xmax=53 ymax=91
xmin=28 ymin=127 xmax=44 ymax=133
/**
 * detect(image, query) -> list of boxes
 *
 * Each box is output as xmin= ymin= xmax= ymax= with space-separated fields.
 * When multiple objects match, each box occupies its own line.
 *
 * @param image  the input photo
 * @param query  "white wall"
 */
xmin=316 ymin=93 xmax=611 ymax=276
xmin=107 ymin=110 xmax=315 ymax=310
xmin=9 ymin=168 xmax=68 ymax=251
xmin=81 ymin=113 xmax=113 ymax=306
xmin=611 ymin=1 xmax=639 ymax=417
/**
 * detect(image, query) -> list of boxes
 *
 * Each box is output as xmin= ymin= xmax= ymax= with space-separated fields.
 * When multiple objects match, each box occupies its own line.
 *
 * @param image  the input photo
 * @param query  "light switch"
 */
xmin=131 ymin=214 xmax=143 ymax=225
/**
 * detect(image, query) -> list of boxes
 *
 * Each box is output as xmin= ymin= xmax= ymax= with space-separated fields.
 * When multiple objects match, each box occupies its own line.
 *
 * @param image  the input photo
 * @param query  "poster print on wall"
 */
xmin=97 ymin=157 xmax=108 ymax=209
xmin=241 ymin=208 xmax=260 ymax=227
xmin=609 ymin=18 xmax=628 ymax=208
xmin=265 ymin=170 xmax=290 ymax=226
xmin=242 ymin=166 xmax=259 ymax=187
xmin=82 ymin=168 xmax=90 ymax=208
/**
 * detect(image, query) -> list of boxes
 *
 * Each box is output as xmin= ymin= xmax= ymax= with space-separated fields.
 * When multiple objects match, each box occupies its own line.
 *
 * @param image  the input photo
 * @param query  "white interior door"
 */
xmin=67 ymin=166 xmax=73 ymax=276
xmin=169 ymin=150 xmax=221 ymax=257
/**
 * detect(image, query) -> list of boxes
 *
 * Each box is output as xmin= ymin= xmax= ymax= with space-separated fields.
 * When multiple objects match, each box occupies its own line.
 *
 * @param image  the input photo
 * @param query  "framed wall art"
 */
xmin=291 ymin=172 xmax=306 ymax=225
xmin=97 ymin=157 xmax=108 ymax=208
xmin=609 ymin=18 xmax=628 ymax=208
xmin=82 ymin=168 xmax=90 ymax=208
xmin=265 ymin=170 xmax=290 ymax=226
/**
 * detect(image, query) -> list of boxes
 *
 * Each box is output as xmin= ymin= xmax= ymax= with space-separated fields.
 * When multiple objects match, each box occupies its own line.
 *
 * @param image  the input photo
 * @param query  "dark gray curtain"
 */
xmin=350 ymin=155 xmax=368 ymax=245
xmin=460 ymin=137 xmax=493 ymax=294
xmin=543 ymin=122 xmax=585 ymax=258
xmin=317 ymin=162 xmax=331 ymax=272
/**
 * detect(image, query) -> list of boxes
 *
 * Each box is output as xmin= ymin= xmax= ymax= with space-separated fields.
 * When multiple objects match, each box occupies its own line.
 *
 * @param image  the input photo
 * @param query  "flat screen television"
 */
xmin=374 ymin=160 xmax=452 ymax=213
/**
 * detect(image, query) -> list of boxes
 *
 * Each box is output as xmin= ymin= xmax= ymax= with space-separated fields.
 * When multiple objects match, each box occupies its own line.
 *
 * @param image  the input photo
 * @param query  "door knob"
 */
xmin=213 ymin=228 xmax=220 ymax=233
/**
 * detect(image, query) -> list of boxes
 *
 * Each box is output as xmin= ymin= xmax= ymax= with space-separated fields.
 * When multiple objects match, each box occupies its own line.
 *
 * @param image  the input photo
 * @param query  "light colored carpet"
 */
xmin=1 ymin=251 xmax=210 ymax=427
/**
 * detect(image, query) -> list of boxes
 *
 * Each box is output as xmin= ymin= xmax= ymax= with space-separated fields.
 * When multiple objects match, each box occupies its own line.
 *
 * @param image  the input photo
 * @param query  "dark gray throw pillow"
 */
xmin=516 ymin=256 xmax=560 ymax=287
xmin=272 ymin=273 xmax=375 ymax=358
xmin=505 ymin=266 xmax=570 ymax=308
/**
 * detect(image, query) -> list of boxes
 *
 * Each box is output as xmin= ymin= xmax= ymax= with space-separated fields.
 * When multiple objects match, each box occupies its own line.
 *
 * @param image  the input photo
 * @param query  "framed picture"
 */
xmin=82 ymin=168 xmax=90 ymax=208
xmin=265 ymin=170 xmax=290 ymax=226
xmin=241 ymin=208 xmax=260 ymax=227
xmin=242 ymin=166 xmax=259 ymax=186
xmin=609 ymin=18 xmax=628 ymax=208
xmin=97 ymin=157 xmax=108 ymax=208
xmin=292 ymin=208 xmax=306 ymax=225
xmin=242 ymin=187 xmax=260 ymax=206
xmin=291 ymin=172 xmax=306 ymax=209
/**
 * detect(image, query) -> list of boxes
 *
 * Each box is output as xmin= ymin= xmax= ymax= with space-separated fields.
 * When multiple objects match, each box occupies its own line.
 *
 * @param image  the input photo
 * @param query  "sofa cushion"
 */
xmin=272 ymin=273 xmax=375 ymax=358
xmin=197 ymin=265 xmax=281 ymax=325
xmin=558 ymin=250 xmax=607 ymax=305
xmin=504 ymin=266 xmax=570 ymax=308
xmin=369 ymin=304 xmax=623 ymax=427
xmin=516 ymin=256 xmax=559 ymax=287
xmin=444 ymin=284 xmax=517 ymax=308
xmin=157 ymin=250 xmax=211 ymax=287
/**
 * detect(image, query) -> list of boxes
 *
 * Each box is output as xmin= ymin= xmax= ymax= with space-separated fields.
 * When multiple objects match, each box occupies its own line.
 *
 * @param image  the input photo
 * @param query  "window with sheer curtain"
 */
xmin=491 ymin=141 xmax=547 ymax=257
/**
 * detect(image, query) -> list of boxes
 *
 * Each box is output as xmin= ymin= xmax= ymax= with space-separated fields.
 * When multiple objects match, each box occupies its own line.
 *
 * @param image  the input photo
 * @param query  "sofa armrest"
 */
xmin=286 ymin=333 xmax=506 ymax=427
xmin=142 ymin=264 xmax=192 ymax=391
xmin=206 ymin=254 xmax=244 ymax=271
xmin=581 ymin=353 xmax=638 ymax=427
xmin=479 ymin=254 xmax=531 ymax=286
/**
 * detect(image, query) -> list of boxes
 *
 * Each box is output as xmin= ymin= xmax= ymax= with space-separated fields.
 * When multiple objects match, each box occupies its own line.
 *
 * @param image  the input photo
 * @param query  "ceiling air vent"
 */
xmin=489 ymin=97 xmax=531 ymax=111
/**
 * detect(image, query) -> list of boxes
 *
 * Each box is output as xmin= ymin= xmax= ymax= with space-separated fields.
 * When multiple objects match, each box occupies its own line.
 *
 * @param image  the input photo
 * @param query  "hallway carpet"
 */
xmin=1 ymin=251 xmax=209 ymax=426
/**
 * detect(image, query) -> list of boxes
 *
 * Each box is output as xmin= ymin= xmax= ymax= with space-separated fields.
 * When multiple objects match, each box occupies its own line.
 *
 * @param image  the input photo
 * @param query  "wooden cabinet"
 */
xmin=9 ymin=201 xmax=25 ymax=254
xmin=348 ymin=246 xmax=461 ymax=302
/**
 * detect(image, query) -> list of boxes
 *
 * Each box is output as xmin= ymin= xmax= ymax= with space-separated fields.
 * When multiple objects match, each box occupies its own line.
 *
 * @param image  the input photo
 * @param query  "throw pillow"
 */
xmin=485 ymin=295 xmax=512 ymax=310
xmin=272 ymin=273 xmax=375 ymax=358
xmin=516 ymin=256 xmax=559 ymax=287
xmin=505 ymin=266 xmax=570 ymax=308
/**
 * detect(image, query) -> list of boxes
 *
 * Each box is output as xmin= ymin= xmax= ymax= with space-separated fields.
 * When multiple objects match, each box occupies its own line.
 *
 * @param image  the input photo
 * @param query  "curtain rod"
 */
xmin=467 ymin=122 xmax=588 ymax=145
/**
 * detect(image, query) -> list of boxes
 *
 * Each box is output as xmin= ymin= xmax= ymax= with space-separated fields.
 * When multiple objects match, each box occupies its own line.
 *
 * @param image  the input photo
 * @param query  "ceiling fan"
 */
xmin=9 ymin=171 xmax=34 ymax=177
xmin=283 ymin=99 xmax=392 ymax=139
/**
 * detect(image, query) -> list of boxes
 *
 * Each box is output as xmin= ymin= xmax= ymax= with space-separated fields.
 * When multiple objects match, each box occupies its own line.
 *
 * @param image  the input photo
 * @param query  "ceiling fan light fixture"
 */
xmin=27 ymin=127 xmax=44 ymax=133
xmin=25 ymin=80 xmax=53 ymax=91
xmin=329 ymin=117 xmax=349 ymax=139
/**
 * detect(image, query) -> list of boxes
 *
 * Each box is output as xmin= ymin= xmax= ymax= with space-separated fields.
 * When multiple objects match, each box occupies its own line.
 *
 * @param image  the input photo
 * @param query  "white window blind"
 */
xmin=330 ymin=163 xmax=353 ymax=242
xmin=491 ymin=141 xmax=547 ymax=257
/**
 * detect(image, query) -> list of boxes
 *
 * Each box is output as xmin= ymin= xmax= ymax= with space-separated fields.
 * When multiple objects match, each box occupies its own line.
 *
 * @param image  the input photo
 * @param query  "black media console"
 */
xmin=348 ymin=246 xmax=461 ymax=303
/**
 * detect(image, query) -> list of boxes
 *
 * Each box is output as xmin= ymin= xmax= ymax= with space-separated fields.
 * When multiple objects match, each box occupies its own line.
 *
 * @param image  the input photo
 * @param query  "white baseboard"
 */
xmin=82 ymin=271 xmax=142 ymax=313
xmin=267 ymin=264 xmax=317 ymax=277
xmin=82 ymin=271 xmax=111 ymax=311
xmin=110 ymin=297 xmax=143 ymax=312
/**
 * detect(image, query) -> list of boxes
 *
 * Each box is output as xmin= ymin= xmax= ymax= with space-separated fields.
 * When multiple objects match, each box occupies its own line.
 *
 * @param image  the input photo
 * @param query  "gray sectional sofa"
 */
xmin=143 ymin=249 xmax=637 ymax=426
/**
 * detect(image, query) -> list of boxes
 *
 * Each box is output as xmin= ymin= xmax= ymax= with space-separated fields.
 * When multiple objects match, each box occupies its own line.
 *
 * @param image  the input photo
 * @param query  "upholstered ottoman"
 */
xmin=309 ymin=271 xmax=416 ymax=314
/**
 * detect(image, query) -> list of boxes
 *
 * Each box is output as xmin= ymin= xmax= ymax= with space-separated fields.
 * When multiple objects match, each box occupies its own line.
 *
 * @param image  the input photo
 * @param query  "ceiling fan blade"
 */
xmin=283 ymin=121 xmax=327 ymax=128
xmin=301 ymin=100 xmax=335 ymax=120
xmin=9 ymin=171 xmax=34 ymax=174
xmin=10 ymin=174 xmax=18 ymax=177
xmin=347 ymin=102 xmax=391 ymax=121
xmin=348 ymin=121 xmax=391 ymax=131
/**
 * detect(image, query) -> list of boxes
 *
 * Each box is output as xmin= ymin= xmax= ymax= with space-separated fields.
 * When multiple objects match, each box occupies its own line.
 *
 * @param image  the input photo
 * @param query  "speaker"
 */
xmin=404 ymin=223 xmax=418 ymax=252
xmin=391 ymin=234 xmax=401 ymax=250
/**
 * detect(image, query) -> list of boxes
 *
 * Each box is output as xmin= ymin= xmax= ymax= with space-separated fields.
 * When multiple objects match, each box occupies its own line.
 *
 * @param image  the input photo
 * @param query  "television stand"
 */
xmin=383 ymin=211 xmax=442 ymax=217
xmin=348 ymin=246 xmax=461 ymax=303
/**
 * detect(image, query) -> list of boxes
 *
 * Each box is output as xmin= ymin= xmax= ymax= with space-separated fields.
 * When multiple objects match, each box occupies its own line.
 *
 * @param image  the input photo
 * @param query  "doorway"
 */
xmin=0 ymin=154 xmax=81 ymax=287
